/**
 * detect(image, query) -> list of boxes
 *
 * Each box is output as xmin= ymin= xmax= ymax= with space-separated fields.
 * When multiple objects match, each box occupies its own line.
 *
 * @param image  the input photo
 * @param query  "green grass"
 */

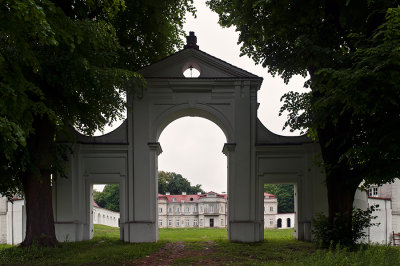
xmin=0 ymin=225 xmax=399 ymax=265
xmin=0 ymin=225 xmax=163 ymax=265
xmin=159 ymin=227 xmax=227 ymax=241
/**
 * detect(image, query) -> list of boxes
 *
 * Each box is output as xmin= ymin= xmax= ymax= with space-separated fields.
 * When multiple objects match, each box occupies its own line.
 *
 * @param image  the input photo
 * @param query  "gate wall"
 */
xmin=53 ymin=41 xmax=328 ymax=243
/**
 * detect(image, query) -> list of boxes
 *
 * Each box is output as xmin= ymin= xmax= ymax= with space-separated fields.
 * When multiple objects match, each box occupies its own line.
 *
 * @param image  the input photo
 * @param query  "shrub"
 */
xmin=312 ymin=206 xmax=379 ymax=247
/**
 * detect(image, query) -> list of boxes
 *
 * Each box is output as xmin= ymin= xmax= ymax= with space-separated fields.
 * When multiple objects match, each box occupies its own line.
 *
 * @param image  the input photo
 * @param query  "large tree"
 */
xmin=158 ymin=171 xmax=205 ymax=195
xmin=208 ymin=0 xmax=400 ymax=245
xmin=94 ymin=184 xmax=120 ymax=212
xmin=0 ymin=0 xmax=194 ymax=246
xmin=264 ymin=184 xmax=294 ymax=214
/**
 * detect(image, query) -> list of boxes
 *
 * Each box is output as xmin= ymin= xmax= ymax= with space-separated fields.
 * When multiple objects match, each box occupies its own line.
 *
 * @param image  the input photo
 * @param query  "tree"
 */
xmin=264 ymin=184 xmax=294 ymax=213
xmin=158 ymin=171 xmax=205 ymax=195
xmin=94 ymin=184 xmax=119 ymax=212
xmin=208 ymin=0 xmax=400 ymax=245
xmin=0 ymin=0 xmax=194 ymax=246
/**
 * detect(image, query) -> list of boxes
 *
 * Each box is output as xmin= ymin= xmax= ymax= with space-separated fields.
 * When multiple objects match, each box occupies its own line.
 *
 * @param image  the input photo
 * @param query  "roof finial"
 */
xmin=184 ymin=31 xmax=199 ymax=50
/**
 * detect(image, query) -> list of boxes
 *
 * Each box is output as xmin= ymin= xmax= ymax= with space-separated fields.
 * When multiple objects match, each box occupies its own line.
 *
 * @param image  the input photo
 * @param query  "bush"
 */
xmin=312 ymin=206 xmax=379 ymax=247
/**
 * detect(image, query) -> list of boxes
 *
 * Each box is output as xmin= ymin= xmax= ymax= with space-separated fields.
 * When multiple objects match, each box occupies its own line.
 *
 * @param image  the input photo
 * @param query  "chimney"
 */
xmin=166 ymin=192 xmax=170 ymax=195
xmin=182 ymin=192 xmax=186 ymax=195
xmin=197 ymin=192 xmax=201 ymax=195
xmin=184 ymin=31 xmax=199 ymax=50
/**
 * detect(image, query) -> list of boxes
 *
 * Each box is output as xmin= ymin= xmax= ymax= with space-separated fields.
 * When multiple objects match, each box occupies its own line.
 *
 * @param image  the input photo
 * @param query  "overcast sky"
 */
xmin=95 ymin=0 xmax=306 ymax=193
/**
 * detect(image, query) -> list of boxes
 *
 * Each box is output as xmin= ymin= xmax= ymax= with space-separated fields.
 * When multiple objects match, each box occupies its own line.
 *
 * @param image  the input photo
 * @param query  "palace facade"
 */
xmin=157 ymin=191 xmax=287 ymax=229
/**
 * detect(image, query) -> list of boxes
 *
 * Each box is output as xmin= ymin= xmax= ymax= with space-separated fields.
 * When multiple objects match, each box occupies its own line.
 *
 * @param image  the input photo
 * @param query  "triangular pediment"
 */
xmin=138 ymin=48 xmax=261 ymax=79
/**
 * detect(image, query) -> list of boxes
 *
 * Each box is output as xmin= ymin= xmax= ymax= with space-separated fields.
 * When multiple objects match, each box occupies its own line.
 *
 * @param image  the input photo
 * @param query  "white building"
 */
xmin=0 ymin=198 xmax=25 ymax=245
xmin=158 ymin=191 xmax=228 ymax=228
xmin=93 ymin=201 xmax=120 ymax=228
xmin=158 ymin=191 xmax=294 ymax=229
xmin=365 ymin=178 xmax=400 ymax=245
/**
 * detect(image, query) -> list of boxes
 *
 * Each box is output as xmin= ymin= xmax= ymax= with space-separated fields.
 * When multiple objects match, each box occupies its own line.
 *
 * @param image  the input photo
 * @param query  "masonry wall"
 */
xmin=368 ymin=198 xmax=392 ymax=244
xmin=93 ymin=206 xmax=119 ymax=228
xmin=392 ymin=179 xmax=400 ymax=234
xmin=275 ymin=213 xmax=295 ymax=229
xmin=0 ymin=198 xmax=7 ymax=243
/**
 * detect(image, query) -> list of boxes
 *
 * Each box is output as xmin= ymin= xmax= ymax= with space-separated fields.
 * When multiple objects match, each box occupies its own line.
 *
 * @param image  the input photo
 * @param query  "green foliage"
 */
xmin=158 ymin=171 xmax=205 ymax=195
xmin=0 ymin=0 xmax=195 ymax=194
xmin=264 ymin=184 xmax=294 ymax=213
xmin=0 ymin=0 xmax=195 ymax=244
xmin=303 ymin=244 xmax=399 ymax=266
xmin=93 ymin=184 xmax=120 ymax=212
xmin=312 ymin=206 xmax=379 ymax=248
xmin=208 ymin=0 xmax=400 ymax=186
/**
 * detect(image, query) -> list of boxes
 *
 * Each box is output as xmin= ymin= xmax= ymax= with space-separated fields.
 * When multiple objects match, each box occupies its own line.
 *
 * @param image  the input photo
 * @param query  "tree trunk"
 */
xmin=317 ymin=123 xmax=362 ymax=245
xmin=20 ymin=117 xmax=57 ymax=247
xmin=325 ymin=172 xmax=360 ymax=245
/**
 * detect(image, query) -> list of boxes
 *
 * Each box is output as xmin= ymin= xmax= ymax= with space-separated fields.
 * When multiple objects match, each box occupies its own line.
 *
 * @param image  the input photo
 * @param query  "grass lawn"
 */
xmin=0 ymin=225 xmax=398 ymax=265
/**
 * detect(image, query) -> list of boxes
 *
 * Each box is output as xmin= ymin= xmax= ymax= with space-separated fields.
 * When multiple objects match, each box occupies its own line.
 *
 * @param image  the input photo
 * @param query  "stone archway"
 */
xmin=53 ymin=32 xmax=328 ymax=243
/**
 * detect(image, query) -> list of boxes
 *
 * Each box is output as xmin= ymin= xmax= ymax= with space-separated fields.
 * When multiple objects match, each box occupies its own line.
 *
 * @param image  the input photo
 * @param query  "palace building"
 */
xmin=0 ymin=191 xmax=295 ymax=244
xmin=157 ymin=191 xmax=293 ymax=229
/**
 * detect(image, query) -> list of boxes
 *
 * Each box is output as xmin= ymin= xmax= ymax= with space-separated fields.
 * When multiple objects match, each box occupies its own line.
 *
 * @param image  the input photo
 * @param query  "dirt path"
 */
xmin=129 ymin=241 xmax=220 ymax=265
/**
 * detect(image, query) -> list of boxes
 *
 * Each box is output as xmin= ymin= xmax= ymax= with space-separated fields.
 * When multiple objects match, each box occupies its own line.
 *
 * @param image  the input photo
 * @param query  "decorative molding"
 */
xmin=148 ymin=142 xmax=163 ymax=155
xmin=222 ymin=143 xmax=236 ymax=155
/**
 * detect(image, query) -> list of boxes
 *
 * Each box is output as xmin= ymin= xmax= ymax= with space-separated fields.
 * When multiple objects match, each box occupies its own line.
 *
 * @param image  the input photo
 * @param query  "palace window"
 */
xmin=159 ymin=220 xmax=163 ymax=226
xmin=270 ymin=206 xmax=273 ymax=212
xmin=172 ymin=198 xmax=177 ymax=202
xmin=210 ymin=205 xmax=214 ymax=213
xmin=269 ymin=219 xmax=273 ymax=225
xmin=194 ymin=219 xmax=198 ymax=226
xmin=186 ymin=219 xmax=190 ymax=226
xmin=368 ymin=187 xmax=378 ymax=197
xmin=176 ymin=220 xmax=180 ymax=227
xmin=193 ymin=206 xmax=197 ymax=212
xmin=168 ymin=207 xmax=172 ymax=213
xmin=176 ymin=207 xmax=180 ymax=212
xmin=168 ymin=220 xmax=172 ymax=226
xmin=185 ymin=207 xmax=190 ymax=213
xmin=158 ymin=207 xmax=162 ymax=213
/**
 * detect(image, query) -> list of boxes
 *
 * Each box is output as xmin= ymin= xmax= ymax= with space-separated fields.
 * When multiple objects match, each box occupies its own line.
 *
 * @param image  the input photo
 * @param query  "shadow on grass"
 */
xmin=0 ymin=225 xmax=164 ymax=265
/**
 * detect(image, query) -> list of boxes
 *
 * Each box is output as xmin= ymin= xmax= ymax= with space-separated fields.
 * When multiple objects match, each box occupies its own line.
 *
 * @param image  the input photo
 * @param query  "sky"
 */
xmin=94 ymin=0 xmax=306 ymax=193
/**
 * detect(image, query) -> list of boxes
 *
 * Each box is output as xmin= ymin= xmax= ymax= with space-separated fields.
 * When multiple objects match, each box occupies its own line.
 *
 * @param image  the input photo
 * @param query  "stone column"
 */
xmin=127 ymin=140 xmax=161 ymax=242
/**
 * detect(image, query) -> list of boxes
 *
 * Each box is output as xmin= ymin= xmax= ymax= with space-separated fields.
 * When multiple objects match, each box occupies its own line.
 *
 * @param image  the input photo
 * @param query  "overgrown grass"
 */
xmin=299 ymin=244 xmax=400 ymax=265
xmin=0 ymin=225 xmax=399 ymax=265
xmin=0 ymin=225 xmax=163 ymax=265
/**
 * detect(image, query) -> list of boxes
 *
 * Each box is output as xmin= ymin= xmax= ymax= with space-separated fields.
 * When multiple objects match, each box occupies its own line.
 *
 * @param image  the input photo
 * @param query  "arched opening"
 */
xmin=262 ymin=182 xmax=296 ymax=240
xmin=89 ymin=182 xmax=124 ymax=240
xmin=157 ymin=116 xmax=228 ymax=239
xmin=182 ymin=62 xmax=201 ymax=78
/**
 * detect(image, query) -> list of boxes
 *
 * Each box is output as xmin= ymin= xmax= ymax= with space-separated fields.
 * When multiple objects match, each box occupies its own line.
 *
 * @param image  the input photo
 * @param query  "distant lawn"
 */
xmin=0 ymin=225 xmax=398 ymax=265
xmin=159 ymin=227 xmax=228 ymax=241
